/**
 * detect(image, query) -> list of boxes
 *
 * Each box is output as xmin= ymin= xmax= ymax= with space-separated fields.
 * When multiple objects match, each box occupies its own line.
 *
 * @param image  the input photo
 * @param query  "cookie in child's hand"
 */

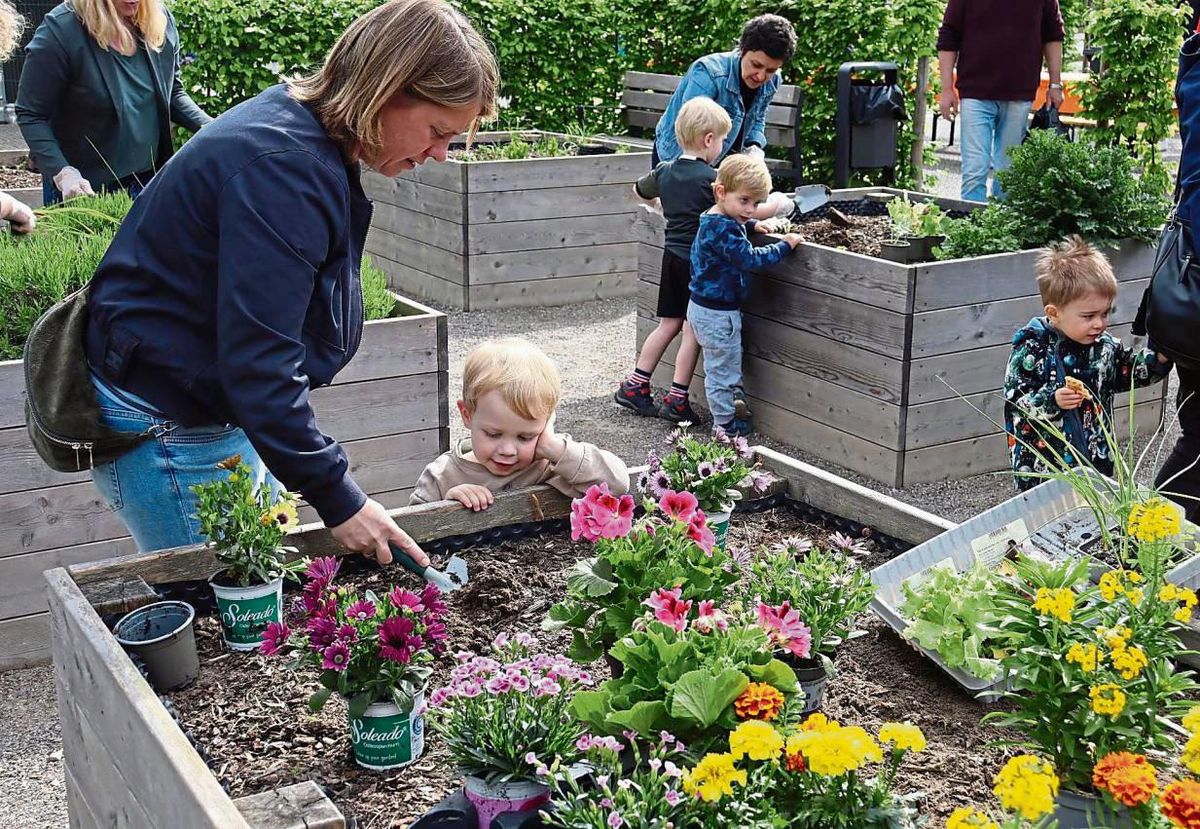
xmin=1065 ymin=376 xmax=1092 ymax=400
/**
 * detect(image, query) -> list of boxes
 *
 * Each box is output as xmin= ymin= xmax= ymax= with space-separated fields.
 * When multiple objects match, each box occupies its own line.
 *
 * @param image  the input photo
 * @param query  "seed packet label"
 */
xmin=215 ymin=591 xmax=281 ymax=647
xmin=350 ymin=708 xmax=423 ymax=770
xmin=902 ymin=557 xmax=956 ymax=593
xmin=970 ymin=518 xmax=1030 ymax=573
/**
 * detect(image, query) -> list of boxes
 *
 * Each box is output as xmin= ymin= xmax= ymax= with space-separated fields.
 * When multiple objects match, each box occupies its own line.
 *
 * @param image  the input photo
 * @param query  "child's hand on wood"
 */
xmin=446 ymin=483 xmax=494 ymax=512
xmin=535 ymin=413 xmax=567 ymax=462
xmin=782 ymin=232 xmax=804 ymax=249
xmin=1054 ymin=385 xmax=1085 ymax=410
xmin=755 ymin=217 xmax=782 ymax=235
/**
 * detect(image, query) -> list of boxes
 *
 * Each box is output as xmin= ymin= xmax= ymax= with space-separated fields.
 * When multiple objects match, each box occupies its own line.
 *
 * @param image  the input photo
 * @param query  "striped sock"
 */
xmin=667 ymin=383 xmax=688 ymax=402
xmin=627 ymin=368 xmax=652 ymax=387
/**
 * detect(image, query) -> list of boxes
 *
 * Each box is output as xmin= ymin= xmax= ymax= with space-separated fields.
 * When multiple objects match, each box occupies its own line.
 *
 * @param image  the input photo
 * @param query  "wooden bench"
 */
xmin=613 ymin=70 xmax=805 ymax=184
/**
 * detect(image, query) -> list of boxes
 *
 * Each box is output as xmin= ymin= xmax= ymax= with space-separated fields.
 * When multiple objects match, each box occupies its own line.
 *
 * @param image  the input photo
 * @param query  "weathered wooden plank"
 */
xmin=755 ymin=446 xmax=956 ymax=544
xmin=621 ymin=89 xmax=798 ymax=127
xmin=907 ymin=323 xmax=1138 ymax=404
xmin=77 ymin=575 xmax=157 ymax=618
xmin=47 ymin=568 xmax=252 ymax=828
xmin=466 ymin=153 xmax=650 ymax=193
xmin=623 ymin=110 xmax=796 ymax=146
xmin=912 ymin=239 xmax=1153 ymax=312
xmin=468 ymin=183 xmax=639 ymax=224
xmin=0 ymin=612 xmax=49 ymax=670
xmin=0 ymin=424 xmax=92 ymax=495
xmin=387 ymin=160 xmax=464 ymax=192
xmin=1 ymin=537 xmax=139 ymax=618
xmin=339 ymin=429 xmax=444 ymax=496
xmin=468 ymin=242 xmax=637 ymax=286
xmin=234 ymin=782 xmax=346 ymax=829
xmin=361 ymin=171 xmax=464 ymax=223
xmin=370 ymin=201 xmax=464 ymax=254
xmin=0 ymin=482 xmax=128 ymax=561
xmin=310 ymin=373 xmax=444 ymax=440
xmin=904 ymin=384 xmax=1165 ymax=450
xmin=0 ymin=359 xmax=24 ymax=430
xmin=467 ymin=212 xmax=634 ymax=256
xmin=365 ymin=226 xmax=464 ymax=286
xmin=366 ymin=249 xmax=468 ymax=309
xmin=467 ymin=272 xmax=637 ymax=310
xmin=910 ymin=277 xmax=1149 ymax=358
xmin=901 ymin=397 xmax=1165 ymax=485
xmin=328 ymin=311 xmax=442 ymax=386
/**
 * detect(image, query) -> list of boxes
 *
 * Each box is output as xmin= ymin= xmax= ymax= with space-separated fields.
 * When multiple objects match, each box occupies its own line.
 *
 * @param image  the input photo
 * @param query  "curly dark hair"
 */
xmin=738 ymin=13 xmax=797 ymax=62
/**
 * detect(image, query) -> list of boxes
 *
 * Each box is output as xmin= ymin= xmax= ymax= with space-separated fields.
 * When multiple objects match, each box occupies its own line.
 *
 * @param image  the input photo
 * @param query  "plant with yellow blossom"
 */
xmin=947 ymin=755 xmax=1058 ymax=829
xmin=192 ymin=457 xmax=304 ymax=587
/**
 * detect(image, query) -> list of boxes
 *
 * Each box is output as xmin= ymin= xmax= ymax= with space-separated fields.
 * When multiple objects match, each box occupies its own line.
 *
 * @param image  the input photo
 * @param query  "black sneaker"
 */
xmin=718 ymin=417 xmax=753 ymax=437
xmin=614 ymin=379 xmax=657 ymax=416
xmin=659 ymin=394 xmax=700 ymax=424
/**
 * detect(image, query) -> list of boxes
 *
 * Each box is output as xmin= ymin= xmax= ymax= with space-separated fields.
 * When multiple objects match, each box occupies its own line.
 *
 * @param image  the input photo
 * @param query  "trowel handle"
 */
xmin=389 ymin=542 xmax=428 ymax=578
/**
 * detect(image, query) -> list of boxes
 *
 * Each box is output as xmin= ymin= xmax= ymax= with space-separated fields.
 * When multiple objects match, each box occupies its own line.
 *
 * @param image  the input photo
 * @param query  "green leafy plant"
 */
xmin=641 ymin=423 xmax=772 ymax=514
xmin=360 ymin=256 xmax=396 ymax=321
xmin=191 ymin=456 xmax=304 ymax=586
xmin=899 ymin=560 xmax=1009 ymax=680
xmin=935 ymin=201 xmax=1025 ymax=259
xmin=742 ymin=538 xmax=875 ymax=658
xmin=886 ymin=194 xmax=947 ymax=240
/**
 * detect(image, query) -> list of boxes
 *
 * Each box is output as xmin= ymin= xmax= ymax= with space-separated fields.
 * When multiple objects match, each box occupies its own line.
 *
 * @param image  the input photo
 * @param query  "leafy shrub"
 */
xmin=935 ymin=202 xmax=1025 ymax=260
xmin=361 ymin=257 xmax=396 ymax=321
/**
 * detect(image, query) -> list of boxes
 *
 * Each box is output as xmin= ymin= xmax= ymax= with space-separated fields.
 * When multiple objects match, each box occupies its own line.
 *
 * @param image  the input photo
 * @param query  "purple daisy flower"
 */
xmin=304 ymin=556 xmax=340 ymax=587
xmin=307 ymin=616 xmax=338 ymax=650
xmin=259 ymin=621 xmax=290 ymax=656
xmin=322 ymin=641 xmax=350 ymax=671
xmin=696 ymin=461 xmax=715 ymax=479
xmin=336 ymin=623 xmax=358 ymax=643
xmin=378 ymin=616 xmax=416 ymax=663
xmin=388 ymin=588 xmax=424 ymax=612
xmin=346 ymin=599 xmax=376 ymax=621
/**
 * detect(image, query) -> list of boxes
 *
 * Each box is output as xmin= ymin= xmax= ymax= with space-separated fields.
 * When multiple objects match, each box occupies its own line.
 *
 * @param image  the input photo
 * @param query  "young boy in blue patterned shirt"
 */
xmin=688 ymin=155 xmax=802 ymax=436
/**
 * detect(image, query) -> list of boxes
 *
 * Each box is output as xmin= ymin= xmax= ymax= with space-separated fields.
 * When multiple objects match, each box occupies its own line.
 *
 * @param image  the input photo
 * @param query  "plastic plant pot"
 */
xmin=113 ymin=600 xmax=200 ymax=692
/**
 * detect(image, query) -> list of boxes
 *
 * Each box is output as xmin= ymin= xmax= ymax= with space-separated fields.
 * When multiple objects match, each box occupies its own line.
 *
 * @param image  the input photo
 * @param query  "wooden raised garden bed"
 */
xmin=635 ymin=188 xmax=1168 ymax=488
xmin=362 ymin=131 xmax=650 ymax=310
xmin=0 ymin=293 xmax=449 ymax=671
xmin=47 ymin=448 xmax=956 ymax=828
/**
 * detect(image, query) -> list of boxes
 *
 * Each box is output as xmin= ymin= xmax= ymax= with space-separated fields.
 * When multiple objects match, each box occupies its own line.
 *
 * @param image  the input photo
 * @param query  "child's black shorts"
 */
xmin=656 ymin=249 xmax=692 ymax=319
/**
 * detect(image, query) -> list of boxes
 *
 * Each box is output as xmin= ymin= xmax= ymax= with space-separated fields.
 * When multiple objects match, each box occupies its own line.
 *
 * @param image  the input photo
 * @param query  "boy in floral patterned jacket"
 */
xmin=1004 ymin=236 xmax=1171 ymax=490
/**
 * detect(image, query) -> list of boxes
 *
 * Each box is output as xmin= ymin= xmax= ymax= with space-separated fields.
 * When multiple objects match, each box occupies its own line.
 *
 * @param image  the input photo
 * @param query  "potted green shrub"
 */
xmin=741 ymin=536 xmax=876 ymax=712
xmin=191 ymin=455 xmax=304 ymax=650
xmin=883 ymin=195 xmax=947 ymax=263
xmin=261 ymin=556 xmax=448 ymax=770
xmin=640 ymin=424 xmax=774 ymax=545
xmin=429 ymin=633 xmax=590 ymax=828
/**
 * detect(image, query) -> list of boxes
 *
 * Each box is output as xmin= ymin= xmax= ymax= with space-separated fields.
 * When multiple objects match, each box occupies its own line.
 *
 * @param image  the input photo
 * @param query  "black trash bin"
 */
xmin=835 ymin=61 xmax=906 ymax=188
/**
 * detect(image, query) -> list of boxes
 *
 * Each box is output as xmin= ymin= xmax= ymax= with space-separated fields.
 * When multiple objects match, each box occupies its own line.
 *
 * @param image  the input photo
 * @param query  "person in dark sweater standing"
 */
xmin=937 ymin=0 xmax=1065 ymax=201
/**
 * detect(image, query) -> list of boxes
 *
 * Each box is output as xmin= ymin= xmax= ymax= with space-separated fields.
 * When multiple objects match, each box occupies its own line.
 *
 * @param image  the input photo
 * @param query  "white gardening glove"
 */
xmin=743 ymin=144 xmax=765 ymax=161
xmin=0 ymin=192 xmax=36 ymax=233
xmin=52 ymin=166 xmax=95 ymax=200
xmin=764 ymin=191 xmax=794 ymax=219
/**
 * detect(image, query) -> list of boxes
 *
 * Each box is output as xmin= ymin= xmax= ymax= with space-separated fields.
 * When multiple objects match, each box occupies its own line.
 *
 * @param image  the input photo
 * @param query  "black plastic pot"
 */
xmin=113 ymin=601 xmax=199 ymax=692
xmin=878 ymin=240 xmax=913 ymax=263
xmin=575 ymin=143 xmax=615 ymax=156
xmin=783 ymin=654 xmax=830 ymax=714
xmin=906 ymin=234 xmax=945 ymax=261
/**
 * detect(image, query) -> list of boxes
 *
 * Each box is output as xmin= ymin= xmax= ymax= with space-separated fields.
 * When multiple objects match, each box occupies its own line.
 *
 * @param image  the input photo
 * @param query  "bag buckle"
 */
xmin=143 ymin=422 xmax=177 ymax=439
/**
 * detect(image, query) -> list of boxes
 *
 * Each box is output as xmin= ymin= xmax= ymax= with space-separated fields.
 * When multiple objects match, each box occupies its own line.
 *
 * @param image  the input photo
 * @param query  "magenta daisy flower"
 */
xmin=322 ymin=641 xmax=350 ymax=671
xmin=259 ymin=621 xmax=290 ymax=656
xmin=378 ymin=616 xmax=416 ymax=663
xmin=304 ymin=556 xmax=340 ymax=587
xmin=346 ymin=599 xmax=376 ymax=621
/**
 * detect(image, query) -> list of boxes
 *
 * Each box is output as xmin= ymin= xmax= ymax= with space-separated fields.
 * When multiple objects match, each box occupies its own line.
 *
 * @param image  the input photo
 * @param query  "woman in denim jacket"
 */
xmin=653 ymin=14 xmax=796 ymax=166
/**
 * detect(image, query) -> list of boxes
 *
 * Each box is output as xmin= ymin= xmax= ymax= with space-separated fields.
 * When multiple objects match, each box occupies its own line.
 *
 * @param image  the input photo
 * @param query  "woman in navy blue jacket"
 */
xmin=83 ymin=0 xmax=498 ymax=564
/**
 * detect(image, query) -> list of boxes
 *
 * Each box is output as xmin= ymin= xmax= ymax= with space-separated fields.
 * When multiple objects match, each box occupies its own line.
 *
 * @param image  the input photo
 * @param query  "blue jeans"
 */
xmin=41 ymin=172 xmax=147 ymax=206
xmin=958 ymin=99 xmax=1033 ymax=201
xmin=90 ymin=373 xmax=276 ymax=553
xmin=686 ymin=301 xmax=743 ymax=425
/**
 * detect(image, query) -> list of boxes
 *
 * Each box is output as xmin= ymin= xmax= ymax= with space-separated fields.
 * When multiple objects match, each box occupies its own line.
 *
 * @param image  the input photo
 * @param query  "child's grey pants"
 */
xmin=686 ymin=300 xmax=743 ymax=426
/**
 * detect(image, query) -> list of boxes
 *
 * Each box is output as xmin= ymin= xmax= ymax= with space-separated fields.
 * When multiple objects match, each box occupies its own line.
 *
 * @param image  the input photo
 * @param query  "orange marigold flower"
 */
xmin=1163 ymin=780 xmax=1200 ymax=829
xmin=734 ymin=682 xmax=785 ymax=721
xmin=1093 ymin=752 xmax=1158 ymax=807
xmin=785 ymin=750 xmax=807 ymax=773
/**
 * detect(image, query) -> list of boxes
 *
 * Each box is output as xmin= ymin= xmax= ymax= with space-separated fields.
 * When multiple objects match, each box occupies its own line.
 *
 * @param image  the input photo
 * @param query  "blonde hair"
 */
xmin=289 ymin=0 xmax=498 ymax=159
xmin=715 ymin=154 xmax=772 ymax=201
xmin=1035 ymin=235 xmax=1118 ymax=308
xmin=0 ymin=0 xmax=23 ymax=60
xmin=462 ymin=338 xmax=561 ymax=421
xmin=72 ymin=0 xmax=166 ymax=53
xmin=675 ymin=97 xmax=731 ymax=150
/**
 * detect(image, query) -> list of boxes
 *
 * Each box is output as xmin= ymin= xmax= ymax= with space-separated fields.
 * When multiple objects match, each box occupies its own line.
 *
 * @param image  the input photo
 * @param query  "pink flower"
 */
xmin=534 ymin=678 xmax=562 ymax=697
xmin=570 ymin=484 xmax=635 ymax=541
xmin=429 ymin=687 xmax=454 ymax=707
xmin=608 ymin=813 xmax=624 ymax=828
xmin=388 ymin=588 xmax=424 ymax=612
xmin=687 ymin=511 xmax=716 ymax=554
xmin=458 ymin=680 xmax=483 ymax=698
xmin=378 ymin=616 xmax=417 ymax=663
xmin=644 ymin=587 xmax=692 ymax=633
xmin=693 ymin=600 xmax=728 ymax=634
xmin=665 ymin=790 xmax=680 ymax=806
xmin=485 ymin=676 xmax=512 ymax=695
xmin=658 ymin=490 xmax=698 ymax=522
xmin=493 ymin=632 xmax=510 ymax=649
xmin=322 ymin=641 xmax=350 ymax=671
xmin=304 ymin=556 xmax=340 ymax=587
xmin=336 ymin=623 xmax=358 ymax=643
xmin=346 ymin=599 xmax=376 ymax=621
xmin=259 ymin=621 xmax=290 ymax=656
xmin=307 ymin=616 xmax=338 ymax=650
xmin=755 ymin=601 xmax=812 ymax=658
xmin=420 ymin=584 xmax=447 ymax=616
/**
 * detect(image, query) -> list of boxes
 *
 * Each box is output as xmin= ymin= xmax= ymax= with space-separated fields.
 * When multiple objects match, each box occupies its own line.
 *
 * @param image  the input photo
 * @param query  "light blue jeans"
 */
xmin=959 ymin=98 xmax=1033 ymax=201
xmin=686 ymin=301 xmax=743 ymax=425
xmin=90 ymin=373 xmax=276 ymax=553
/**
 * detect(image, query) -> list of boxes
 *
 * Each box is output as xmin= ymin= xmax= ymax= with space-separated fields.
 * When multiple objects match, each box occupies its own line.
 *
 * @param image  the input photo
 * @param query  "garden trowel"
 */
xmin=390 ymin=543 xmax=469 ymax=593
xmin=790 ymin=184 xmax=832 ymax=219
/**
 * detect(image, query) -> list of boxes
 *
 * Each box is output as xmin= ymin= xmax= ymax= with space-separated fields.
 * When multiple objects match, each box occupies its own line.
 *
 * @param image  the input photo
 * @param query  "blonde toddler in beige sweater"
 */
xmin=409 ymin=338 xmax=629 ymax=510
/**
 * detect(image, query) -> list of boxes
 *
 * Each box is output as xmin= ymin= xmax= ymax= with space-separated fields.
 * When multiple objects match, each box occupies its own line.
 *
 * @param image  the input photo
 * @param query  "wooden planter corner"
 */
xmin=47 ymin=449 xmax=953 ymax=828
xmin=635 ymin=189 xmax=1168 ymax=488
xmin=1 ymin=292 xmax=449 ymax=671
xmin=362 ymin=131 xmax=651 ymax=310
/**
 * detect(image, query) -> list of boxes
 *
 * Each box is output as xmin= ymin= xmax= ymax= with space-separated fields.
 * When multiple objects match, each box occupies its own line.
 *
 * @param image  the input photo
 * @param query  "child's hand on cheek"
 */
xmin=535 ymin=412 xmax=567 ymax=462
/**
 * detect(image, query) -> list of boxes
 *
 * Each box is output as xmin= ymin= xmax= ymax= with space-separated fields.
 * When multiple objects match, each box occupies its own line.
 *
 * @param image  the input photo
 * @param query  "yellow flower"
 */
xmin=1090 ymin=684 xmax=1127 ymax=718
xmin=946 ymin=806 xmax=1000 ymax=829
xmin=682 ymin=753 xmax=746 ymax=802
xmin=1127 ymin=571 xmax=1143 ymax=584
xmin=1181 ymin=588 xmax=1199 ymax=608
xmin=789 ymin=725 xmax=882 ymax=776
xmin=1099 ymin=571 xmax=1125 ymax=602
xmin=1182 ymin=705 xmax=1200 ymax=735
xmin=1162 ymin=584 xmax=1181 ymax=603
xmin=1183 ymin=733 xmax=1200 ymax=776
xmin=266 ymin=500 xmax=299 ymax=531
xmin=1098 ymin=625 xmax=1133 ymax=651
xmin=878 ymin=722 xmax=927 ymax=753
xmin=734 ymin=682 xmax=786 ymax=721
xmin=728 ymin=719 xmax=784 ymax=761
xmin=993 ymin=755 xmax=1059 ymax=821
xmin=799 ymin=712 xmax=841 ymax=732
xmin=1066 ymin=642 xmax=1100 ymax=673
xmin=1127 ymin=588 xmax=1144 ymax=607
xmin=1033 ymin=587 xmax=1075 ymax=623
xmin=1127 ymin=499 xmax=1182 ymax=543
xmin=1109 ymin=646 xmax=1148 ymax=680
xmin=1175 ymin=607 xmax=1195 ymax=624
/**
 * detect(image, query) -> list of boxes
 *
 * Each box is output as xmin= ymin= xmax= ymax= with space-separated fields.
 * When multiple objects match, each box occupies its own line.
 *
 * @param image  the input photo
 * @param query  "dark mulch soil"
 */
xmin=0 ymin=165 xmax=39 ymax=189
xmin=798 ymin=214 xmax=892 ymax=258
xmin=167 ymin=507 xmax=1014 ymax=828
